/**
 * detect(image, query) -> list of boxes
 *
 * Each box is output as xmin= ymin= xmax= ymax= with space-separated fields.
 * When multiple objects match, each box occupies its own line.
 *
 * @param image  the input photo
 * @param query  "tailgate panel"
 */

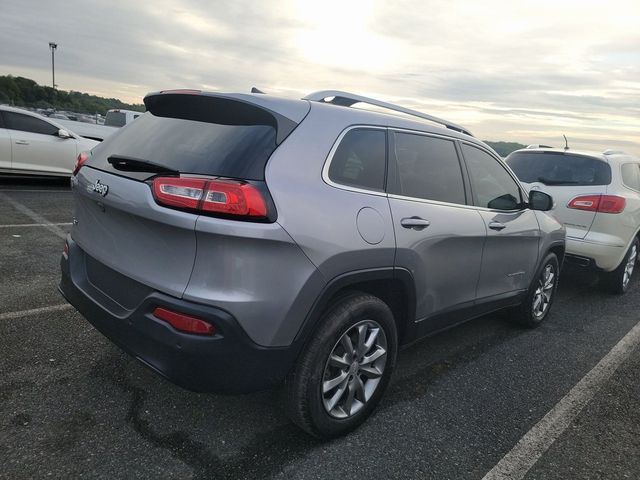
xmin=71 ymin=167 xmax=198 ymax=299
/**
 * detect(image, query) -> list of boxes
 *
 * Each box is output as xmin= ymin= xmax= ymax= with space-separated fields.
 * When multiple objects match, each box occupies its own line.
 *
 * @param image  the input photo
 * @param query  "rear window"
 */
xmin=89 ymin=111 xmax=277 ymax=180
xmin=105 ymin=111 xmax=126 ymax=127
xmin=506 ymin=152 xmax=611 ymax=186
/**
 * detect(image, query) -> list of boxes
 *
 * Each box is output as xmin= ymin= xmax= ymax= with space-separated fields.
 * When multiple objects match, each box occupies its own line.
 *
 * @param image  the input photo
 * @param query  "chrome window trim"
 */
xmin=321 ymin=125 xmax=528 ymax=213
xmin=387 ymin=193 xmax=525 ymax=213
xmin=321 ymin=125 xmax=389 ymax=198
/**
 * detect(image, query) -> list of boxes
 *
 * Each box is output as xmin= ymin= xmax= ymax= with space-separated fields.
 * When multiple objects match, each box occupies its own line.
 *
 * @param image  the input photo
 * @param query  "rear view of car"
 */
xmin=61 ymin=89 xmax=564 ymax=438
xmin=507 ymin=148 xmax=640 ymax=293
xmin=60 ymin=91 xmax=315 ymax=393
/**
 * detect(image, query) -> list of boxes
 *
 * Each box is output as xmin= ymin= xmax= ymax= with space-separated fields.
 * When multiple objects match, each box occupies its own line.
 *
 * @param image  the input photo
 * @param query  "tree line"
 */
xmin=0 ymin=75 xmax=145 ymax=115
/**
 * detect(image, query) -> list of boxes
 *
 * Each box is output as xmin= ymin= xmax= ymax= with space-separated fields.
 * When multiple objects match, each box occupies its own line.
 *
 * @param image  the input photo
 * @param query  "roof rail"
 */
xmin=603 ymin=149 xmax=625 ymax=155
xmin=303 ymin=90 xmax=473 ymax=137
xmin=526 ymin=144 xmax=553 ymax=149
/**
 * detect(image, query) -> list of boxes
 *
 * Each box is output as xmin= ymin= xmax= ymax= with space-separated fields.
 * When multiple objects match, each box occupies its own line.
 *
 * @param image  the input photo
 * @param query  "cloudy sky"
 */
xmin=1 ymin=0 xmax=638 ymax=153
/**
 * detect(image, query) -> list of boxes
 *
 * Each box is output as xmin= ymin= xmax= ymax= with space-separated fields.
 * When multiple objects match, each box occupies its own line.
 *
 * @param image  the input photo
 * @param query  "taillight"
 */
xmin=152 ymin=177 xmax=268 ymax=219
xmin=153 ymin=307 xmax=215 ymax=336
xmin=73 ymin=152 xmax=89 ymax=176
xmin=62 ymin=241 xmax=69 ymax=259
xmin=567 ymin=195 xmax=625 ymax=214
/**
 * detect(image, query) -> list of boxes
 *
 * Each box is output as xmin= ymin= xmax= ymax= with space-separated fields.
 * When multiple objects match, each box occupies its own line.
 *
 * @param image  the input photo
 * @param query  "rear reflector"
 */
xmin=567 ymin=195 xmax=625 ymax=214
xmin=152 ymin=177 xmax=268 ymax=218
xmin=153 ymin=307 xmax=215 ymax=335
xmin=73 ymin=152 xmax=89 ymax=176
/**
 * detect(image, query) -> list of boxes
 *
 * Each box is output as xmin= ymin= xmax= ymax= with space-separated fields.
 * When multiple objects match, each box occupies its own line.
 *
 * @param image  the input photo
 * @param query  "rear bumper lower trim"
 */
xmin=59 ymin=237 xmax=297 ymax=393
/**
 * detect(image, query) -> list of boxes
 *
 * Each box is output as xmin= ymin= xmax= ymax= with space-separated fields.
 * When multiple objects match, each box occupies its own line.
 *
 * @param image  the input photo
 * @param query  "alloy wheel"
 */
xmin=321 ymin=320 xmax=388 ymax=419
xmin=623 ymin=244 xmax=637 ymax=290
xmin=533 ymin=263 xmax=555 ymax=319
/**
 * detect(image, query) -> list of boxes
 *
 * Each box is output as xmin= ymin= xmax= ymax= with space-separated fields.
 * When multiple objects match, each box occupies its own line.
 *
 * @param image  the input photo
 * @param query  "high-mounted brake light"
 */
xmin=153 ymin=307 xmax=215 ymax=336
xmin=567 ymin=194 xmax=625 ymax=214
xmin=152 ymin=177 xmax=268 ymax=218
xmin=159 ymin=89 xmax=202 ymax=95
xmin=73 ymin=152 xmax=89 ymax=176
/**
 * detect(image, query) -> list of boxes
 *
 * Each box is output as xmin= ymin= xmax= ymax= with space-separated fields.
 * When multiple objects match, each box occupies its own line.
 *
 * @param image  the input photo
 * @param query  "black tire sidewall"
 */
xmin=609 ymin=237 xmax=639 ymax=294
xmin=523 ymin=253 xmax=559 ymax=326
xmin=299 ymin=294 xmax=398 ymax=438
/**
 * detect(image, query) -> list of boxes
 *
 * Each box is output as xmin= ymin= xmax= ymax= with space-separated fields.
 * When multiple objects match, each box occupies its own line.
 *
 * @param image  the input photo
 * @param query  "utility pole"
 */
xmin=48 ymin=42 xmax=58 ymax=89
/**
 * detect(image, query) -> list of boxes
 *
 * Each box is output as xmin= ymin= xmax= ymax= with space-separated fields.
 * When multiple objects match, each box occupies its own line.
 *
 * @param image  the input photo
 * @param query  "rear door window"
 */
xmin=463 ymin=144 xmax=522 ymax=210
xmin=328 ymin=129 xmax=387 ymax=191
xmin=3 ymin=112 xmax=59 ymax=135
xmin=389 ymin=132 xmax=466 ymax=205
xmin=507 ymin=151 xmax=611 ymax=186
xmin=621 ymin=163 xmax=640 ymax=191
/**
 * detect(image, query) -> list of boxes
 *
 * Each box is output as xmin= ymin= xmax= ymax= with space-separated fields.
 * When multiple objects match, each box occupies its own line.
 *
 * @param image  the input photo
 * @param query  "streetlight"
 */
xmin=48 ymin=42 xmax=57 ymax=89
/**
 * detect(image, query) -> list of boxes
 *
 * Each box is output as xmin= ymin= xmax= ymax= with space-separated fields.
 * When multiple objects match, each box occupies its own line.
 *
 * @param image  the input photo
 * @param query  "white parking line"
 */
xmin=0 ymin=222 xmax=72 ymax=228
xmin=0 ymin=303 xmax=73 ymax=321
xmin=0 ymin=193 xmax=68 ymax=240
xmin=482 ymin=319 xmax=640 ymax=480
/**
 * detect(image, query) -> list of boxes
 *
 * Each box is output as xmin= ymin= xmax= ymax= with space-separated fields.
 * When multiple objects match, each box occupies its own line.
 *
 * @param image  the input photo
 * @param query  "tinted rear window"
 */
xmin=105 ymin=111 xmax=126 ymax=127
xmin=506 ymin=152 xmax=611 ymax=186
xmin=89 ymin=112 xmax=277 ymax=180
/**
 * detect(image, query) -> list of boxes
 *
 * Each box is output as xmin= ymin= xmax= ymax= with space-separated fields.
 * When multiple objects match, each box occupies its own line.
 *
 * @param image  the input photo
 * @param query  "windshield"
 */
xmin=506 ymin=151 xmax=611 ymax=186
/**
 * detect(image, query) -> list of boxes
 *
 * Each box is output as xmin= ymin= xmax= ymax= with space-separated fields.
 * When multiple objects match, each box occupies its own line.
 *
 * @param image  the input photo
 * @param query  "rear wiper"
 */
xmin=107 ymin=155 xmax=179 ymax=175
xmin=537 ymin=176 xmax=580 ymax=186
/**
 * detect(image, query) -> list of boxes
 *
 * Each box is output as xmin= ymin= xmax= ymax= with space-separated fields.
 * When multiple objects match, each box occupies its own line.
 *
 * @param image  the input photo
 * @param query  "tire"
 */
xmin=602 ymin=237 xmax=639 ymax=295
xmin=284 ymin=292 xmax=398 ymax=438
xmin=510 ymin=253 xmax=559 ymax=328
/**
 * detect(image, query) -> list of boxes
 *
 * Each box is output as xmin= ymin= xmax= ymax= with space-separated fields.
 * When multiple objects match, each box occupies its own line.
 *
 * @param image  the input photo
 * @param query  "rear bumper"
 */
xmin=59 ymin=237 xmax=298 ymax=393
xmin=566 ymin=236 xmax=625 ymax=272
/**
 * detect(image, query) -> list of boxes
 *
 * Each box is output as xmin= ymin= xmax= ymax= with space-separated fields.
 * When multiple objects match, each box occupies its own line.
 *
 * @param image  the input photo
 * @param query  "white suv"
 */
xmin=507 ymin=147 xmax=640 ymax=293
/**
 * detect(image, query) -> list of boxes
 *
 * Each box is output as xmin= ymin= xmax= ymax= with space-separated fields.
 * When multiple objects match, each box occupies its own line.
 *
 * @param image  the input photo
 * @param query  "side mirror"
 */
xmin=58 ymin=129 xmax=72 ymax=139
xmin=529 ymin=190 xmax=554 ymax=211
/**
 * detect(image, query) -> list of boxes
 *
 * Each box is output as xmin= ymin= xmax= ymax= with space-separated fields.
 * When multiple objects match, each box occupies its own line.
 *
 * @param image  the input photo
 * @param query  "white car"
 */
xmin=56 ymin=119 xmax=118 ymax=142
xmin=0 ymin=106 xmax=98 ymax=177
xmin=104 ymin=108 xmax=142 ymax=127
xmin=507 ymin=147 xmax=640 ymax=293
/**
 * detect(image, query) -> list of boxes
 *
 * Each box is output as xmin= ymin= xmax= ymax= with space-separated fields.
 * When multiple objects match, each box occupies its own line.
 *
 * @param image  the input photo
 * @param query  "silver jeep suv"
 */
xmin=59 ymin=90 xmax=565 ymax=437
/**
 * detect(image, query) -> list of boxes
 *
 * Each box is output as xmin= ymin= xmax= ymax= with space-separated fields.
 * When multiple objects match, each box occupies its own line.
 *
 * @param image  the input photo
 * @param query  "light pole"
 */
xmin=48 ymin=42 xmax=57 ymax=89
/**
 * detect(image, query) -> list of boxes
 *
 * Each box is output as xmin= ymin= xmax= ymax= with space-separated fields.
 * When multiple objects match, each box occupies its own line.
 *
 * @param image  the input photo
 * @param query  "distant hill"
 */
xmin=0 ymin=75 xmax=145 ymax=115
xmin=484 ymin=141 xmax=526 ymax=157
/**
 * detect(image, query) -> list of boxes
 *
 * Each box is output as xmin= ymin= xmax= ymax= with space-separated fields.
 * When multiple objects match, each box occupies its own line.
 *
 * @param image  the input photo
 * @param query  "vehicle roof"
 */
xmin=509 ymin=147 xmax=639 ymax=164
xmin=144 ymin=90 xmax=492 ymax=154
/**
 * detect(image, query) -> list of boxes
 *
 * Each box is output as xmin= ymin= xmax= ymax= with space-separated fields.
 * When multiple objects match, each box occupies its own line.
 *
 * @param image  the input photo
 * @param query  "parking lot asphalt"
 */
xmin=1 ymin=176 xmax=639 ymax=480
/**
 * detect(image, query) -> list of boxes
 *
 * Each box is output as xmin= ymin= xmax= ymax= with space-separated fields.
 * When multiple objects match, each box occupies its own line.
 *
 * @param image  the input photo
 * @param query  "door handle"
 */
xmin=489 ymin=222 xmax=506 ymax=231
xmin=15 ymin=140 xmax=29 ymax=145
xmin=401 ymin=217 xmax=430 ymax=230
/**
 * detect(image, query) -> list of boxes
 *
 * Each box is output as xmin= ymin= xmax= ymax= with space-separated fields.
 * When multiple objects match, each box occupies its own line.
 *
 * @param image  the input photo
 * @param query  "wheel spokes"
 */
xmin=323 ymin=371 xmax=348 ymax=393
xmin=360 ymin=346 xmax=386 ymax=366
xmin=322 ymin=319 xmax=388 ymax=419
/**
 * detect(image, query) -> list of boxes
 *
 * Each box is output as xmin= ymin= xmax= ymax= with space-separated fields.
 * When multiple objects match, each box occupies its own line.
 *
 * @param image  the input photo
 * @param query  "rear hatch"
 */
xmin=507 ymin=151 xmax=611 ymax=239
xmin=71 ymin=91 xmax=309 ymax=303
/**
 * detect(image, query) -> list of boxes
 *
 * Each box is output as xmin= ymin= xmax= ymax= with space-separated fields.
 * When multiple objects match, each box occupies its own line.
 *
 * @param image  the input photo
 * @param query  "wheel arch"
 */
xmin=293 ymin=268 xmax=417 ymax=348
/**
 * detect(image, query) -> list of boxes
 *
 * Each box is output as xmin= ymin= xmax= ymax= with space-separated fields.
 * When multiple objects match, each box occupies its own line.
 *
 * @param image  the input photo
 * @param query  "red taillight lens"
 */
xmin=153 ymin=307 xmax=215 ymax=336
xmin=62 ymin=241 xmax=69 ymax=259
xmin=73 ymin=152 xmax=89 ymax=176
xmin=152 ymin=177 xmax=268 ymax=218
xmin=153 ymin=177 xmax=207 ymax=209
xmin=567 ymin=195 xmax=625 ymax=214
xmin=201 ymin=180 xmax=267 ymax=217
xmin=598 ymin=195 xmax=626 ymax=213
